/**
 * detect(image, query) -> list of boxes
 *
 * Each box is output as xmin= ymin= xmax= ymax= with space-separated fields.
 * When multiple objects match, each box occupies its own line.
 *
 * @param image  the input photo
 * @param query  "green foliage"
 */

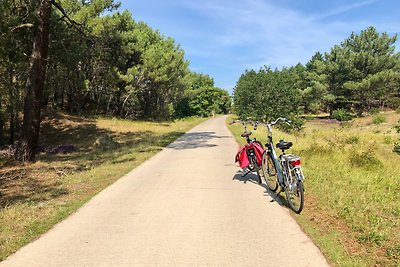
xmin=372 ymin=114 xmax=387 ymax=124
xmin=233 ymin=67 xmax=302 ymax=121
xmin=331 ymin=109 xmax=353 ymax=121
xmin=233 ymin=27 xmax=400 ymax=123
xmin=394 ymin=120 xmax=400 ymax=134
xmin=345 ymin=136 xmax=360 ymax=144
xmin=0 ymin=0 xmax=222 ymax=136
xmin=394 ymin=120 xmax=400 ymax=155
xmin=277 ymin=117 xmax=305 ymax=133
xmin=369 ymin=107 xmax=380 ymax=115
xmin=349 ymin=151 xmax=382 ymax=169
xmin=328 ymin=27 xmax=400 ymax=115
xmin=393 ymin=141 xmax=400 ymax=155
xmin=176 ymin=85 xmax=231 ymax=118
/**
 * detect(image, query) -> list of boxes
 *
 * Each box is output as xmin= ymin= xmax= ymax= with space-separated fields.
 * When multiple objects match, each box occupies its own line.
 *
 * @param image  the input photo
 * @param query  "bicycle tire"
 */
xmin=249 ymin=153 xmax=262 ymax=184
xmin=261 ymin=151 xmax=278 ymax=191
xmin=285 ymin=178 xmax=304 ymax=214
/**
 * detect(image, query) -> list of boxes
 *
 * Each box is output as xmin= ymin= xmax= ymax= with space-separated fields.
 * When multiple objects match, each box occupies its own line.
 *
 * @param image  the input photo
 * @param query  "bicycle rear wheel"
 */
xmin=285 ymin=179 xmax=304 ymax=214
xmin=249 ymin=152 xmax=262 ymax=184
xmin=261 ymin=152 xmax=278 ymax=191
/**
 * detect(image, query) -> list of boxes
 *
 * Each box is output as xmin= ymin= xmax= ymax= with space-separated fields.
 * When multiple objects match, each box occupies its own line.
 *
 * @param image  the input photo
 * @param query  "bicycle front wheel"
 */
xmin=285 ymin=179 xmax=304 ymax=214
xmin=261 ymin=152 xmax=278 ymax=191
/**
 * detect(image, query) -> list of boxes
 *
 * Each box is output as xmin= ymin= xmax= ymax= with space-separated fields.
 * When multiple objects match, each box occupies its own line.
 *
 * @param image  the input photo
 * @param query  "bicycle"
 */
xmin=233 ymin=120 xmax=264 ymax=184
xmin=257 ymin=118 xmax=305 ymax=214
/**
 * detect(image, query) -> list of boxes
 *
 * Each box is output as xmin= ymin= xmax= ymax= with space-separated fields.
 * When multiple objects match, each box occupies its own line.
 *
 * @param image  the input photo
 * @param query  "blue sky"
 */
xmin=120 ymin=0 xmax=400 ymax=94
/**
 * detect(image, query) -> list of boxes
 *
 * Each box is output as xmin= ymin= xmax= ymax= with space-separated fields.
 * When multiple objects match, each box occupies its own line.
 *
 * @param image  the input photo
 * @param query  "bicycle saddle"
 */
xmin=276 ymin=139 xmax=293 ymax=150
xmin=241 ymin=132 xmax=252 ymax=138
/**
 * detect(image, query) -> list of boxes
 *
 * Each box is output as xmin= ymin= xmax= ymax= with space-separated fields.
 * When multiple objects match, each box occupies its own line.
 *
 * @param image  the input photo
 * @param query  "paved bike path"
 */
xmin=1 ymin=116 xmax=329 ymax=266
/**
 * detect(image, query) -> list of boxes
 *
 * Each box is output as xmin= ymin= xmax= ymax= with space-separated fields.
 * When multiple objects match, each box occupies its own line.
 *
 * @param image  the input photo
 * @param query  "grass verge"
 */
xmin=0 ymin=113 xmax=206 ymax=260
xmin=226 ymin=112 xmax=400 ymax=267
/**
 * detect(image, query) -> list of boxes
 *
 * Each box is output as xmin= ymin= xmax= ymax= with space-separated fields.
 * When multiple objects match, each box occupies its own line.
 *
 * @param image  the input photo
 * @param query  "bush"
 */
xmin=393 ymin=141 xmax=400 ymax=155
xmin=331 ymin=109 xmax=353 ymax=121
xmin=345 ymin=136 xmax=360 ymax=144
xmin=350 ymin=151 xmax=382 ymax=169
xmin=394 ymin=120 xmax=400 ymax=134
xmin=372 ymin=114 xmax=387 ymax=124
xmin=277 ymin=117 xmax=305 ymax=133
xmin=93 ymin=135 xmax=120 ymax=151
xmin=369 ymin=107 xmax=380 ymax=115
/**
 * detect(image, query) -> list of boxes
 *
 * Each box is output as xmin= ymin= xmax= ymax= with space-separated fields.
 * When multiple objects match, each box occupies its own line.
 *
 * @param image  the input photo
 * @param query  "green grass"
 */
xmin=227 ymin=112 xmax=400 ymax=267
xmin=0 ymin=114 xmax=206 ymax=261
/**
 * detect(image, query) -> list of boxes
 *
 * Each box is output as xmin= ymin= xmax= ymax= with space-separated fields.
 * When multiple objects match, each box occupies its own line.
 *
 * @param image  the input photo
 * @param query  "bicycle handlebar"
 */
xmin=232 ymin=117 xmax=292 ymax=133
xmin=270 ymin=117 xmax=292 ymax=126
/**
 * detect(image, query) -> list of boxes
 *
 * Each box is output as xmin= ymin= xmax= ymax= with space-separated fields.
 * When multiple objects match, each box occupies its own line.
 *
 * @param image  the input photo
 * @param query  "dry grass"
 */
xmin=227 ymin=111 xmax=400 ymax=267
xmin=0 ymin=113 xmax=206 ymax=260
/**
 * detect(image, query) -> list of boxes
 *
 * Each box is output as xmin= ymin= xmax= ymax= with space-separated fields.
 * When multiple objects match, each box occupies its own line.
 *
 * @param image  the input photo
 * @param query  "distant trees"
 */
xmin=176 ymin=72 xmax=231 ymax=118
xmin=0 ymin=0 xmax=230 ymax=161
xmin=233 ymin=26 xmax=400 ymax=121
xmin=323 ymin=27 xmax=400 ymax=115
xmin=234 ymin=66 xmax=302 ymax=121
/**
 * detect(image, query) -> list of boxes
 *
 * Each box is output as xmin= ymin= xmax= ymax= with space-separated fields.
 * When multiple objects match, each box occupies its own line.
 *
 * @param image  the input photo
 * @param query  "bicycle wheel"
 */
xmin=285 ymin=178 xmax=304 ymax=214
xmin=249 ymin=152 xmax=262 ymax=184
xmin=261 ymin=152 xmax=278 ymax=191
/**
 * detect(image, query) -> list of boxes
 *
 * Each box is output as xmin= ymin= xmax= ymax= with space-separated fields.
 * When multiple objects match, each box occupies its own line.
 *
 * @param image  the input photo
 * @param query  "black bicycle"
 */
xmin=257 ymin=118 xmax=305 ymax=214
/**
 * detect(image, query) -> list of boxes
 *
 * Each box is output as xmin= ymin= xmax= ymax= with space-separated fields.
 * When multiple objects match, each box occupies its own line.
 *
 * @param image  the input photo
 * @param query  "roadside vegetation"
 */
xmin=0 ymin=114 xmax=206 ymax=260
xmin=227 ymin=112 xmax=400 ymax=267
xmin=234 ymin=27 xmax=400 ymax=124
xmin=0 ymin=0 xmax=230 ymax=161
xmin=231 ymin=26 xmax=400 ymax=266
xmin=0 ymin=0 xmax=229 ymax=261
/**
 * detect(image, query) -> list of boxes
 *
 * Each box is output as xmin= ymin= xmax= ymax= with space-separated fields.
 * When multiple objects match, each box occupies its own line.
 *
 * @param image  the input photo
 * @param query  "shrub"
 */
xmin=277 ymin=117 xmax=305 ymax=133
xmin=383 ymin=136 xmax=393 ymax=145
xmin=345 ymin=136 xmax=360 ymax=144
xmin=350 ymin=151 xmax=382 ymax=168
xmin=331 ymin=109 xmax=353 ymax=121
xmin=369 ymin=107 xmax=380 ymax=115
xmin=394 ymin=120 xmax=400 ymax=134
xmin=93 ymin=135 xmax=120 ymax=151
xmin=394 ymin=141 xmax=400 ymax=155
xmin=372 ymin=114 xmax=387 ymax=124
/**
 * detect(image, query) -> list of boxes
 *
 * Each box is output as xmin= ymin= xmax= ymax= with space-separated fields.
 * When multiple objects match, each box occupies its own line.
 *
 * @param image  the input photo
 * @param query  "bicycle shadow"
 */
xmin=232 ymin=171 xmax=286 ymax=207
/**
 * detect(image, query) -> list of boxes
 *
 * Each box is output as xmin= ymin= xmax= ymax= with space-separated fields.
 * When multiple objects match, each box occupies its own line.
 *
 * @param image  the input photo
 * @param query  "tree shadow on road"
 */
xmin=167 ymin=131 xmax=230 ymax=150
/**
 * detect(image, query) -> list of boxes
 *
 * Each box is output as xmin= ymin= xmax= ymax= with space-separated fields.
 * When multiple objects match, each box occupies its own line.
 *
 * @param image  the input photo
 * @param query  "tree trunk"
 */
xmin=9 ymin=112 xmax=15 ymax=145
xmin=0 ymin=103 xmax=4 ymax=147
xmin=15 ymin=0 xmax=52 ymax=162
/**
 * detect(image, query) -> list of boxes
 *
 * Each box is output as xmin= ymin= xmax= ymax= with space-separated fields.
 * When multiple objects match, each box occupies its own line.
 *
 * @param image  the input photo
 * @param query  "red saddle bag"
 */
xmin=235 ymin=142 xmax=263 ymax=169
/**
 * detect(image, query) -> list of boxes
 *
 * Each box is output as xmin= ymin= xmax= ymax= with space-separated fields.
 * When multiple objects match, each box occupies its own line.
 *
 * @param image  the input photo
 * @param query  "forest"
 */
xmin=0 ymin=0 xmax=231 ymax=161
xmin=233 ymin=26 xmax=400 ymax=122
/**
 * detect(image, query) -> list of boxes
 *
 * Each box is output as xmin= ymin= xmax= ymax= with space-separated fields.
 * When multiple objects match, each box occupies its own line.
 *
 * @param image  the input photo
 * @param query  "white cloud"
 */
xmin=126 ymin=0 xmax=399 ymax=92
xmin=182 ymin=0 xmax=391 ymax=69
xmin=313 ymin=0 xmax=378 ymax=20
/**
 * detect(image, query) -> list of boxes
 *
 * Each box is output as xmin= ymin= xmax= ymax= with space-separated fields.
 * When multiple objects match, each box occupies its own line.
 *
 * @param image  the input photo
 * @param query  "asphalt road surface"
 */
xmin=1 ymin=116 xmax=329 ymax=266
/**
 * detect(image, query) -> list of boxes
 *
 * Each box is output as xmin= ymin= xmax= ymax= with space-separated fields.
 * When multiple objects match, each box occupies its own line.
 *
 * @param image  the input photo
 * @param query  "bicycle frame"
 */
xmin=259 ymin=117 xmax=305 ymax=213
xmin=264 ymin=118 xmax=286 ymax=188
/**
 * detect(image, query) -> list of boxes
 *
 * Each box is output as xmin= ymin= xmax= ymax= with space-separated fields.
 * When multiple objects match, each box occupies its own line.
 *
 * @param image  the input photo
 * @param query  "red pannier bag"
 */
xmin=235 ymin=142 xmax=263 ymax=169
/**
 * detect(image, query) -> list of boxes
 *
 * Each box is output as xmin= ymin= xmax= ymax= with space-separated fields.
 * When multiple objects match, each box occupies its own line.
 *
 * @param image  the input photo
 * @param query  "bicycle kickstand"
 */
xmin=241 ymin=168 xmax=251 ymax=177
